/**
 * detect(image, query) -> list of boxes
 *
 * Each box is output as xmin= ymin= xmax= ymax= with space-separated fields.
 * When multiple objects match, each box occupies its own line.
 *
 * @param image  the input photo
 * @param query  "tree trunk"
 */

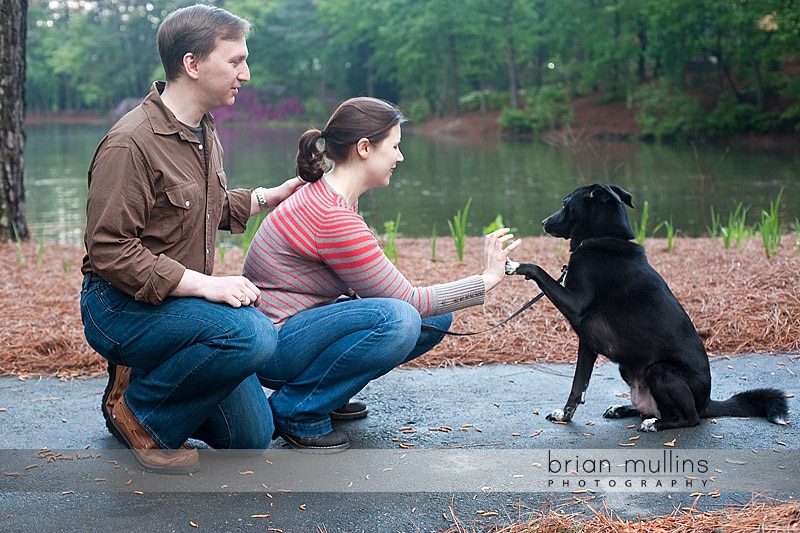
xmin=448 ymin=34 xmax=460 ymax=116
xmin=503 ymin=10 xmax=520 ymax=110
xmin=0 ymin=0 xmax=29 ymax=241
xmin=751 ymin=54 xmax=765 ymax=110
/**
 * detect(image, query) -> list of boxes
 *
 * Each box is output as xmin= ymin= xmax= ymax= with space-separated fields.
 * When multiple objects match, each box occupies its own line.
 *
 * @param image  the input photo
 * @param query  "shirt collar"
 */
xmin=142 ymin=81 xmax=217 ymax=138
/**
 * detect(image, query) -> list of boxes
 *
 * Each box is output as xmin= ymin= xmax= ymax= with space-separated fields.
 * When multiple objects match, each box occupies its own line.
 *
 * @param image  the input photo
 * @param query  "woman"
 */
xmin=243 ymin=97 xmax=520 ymax=453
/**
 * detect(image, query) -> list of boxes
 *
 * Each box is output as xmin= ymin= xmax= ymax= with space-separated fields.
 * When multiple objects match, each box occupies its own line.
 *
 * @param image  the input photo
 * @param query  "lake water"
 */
xmin=24 ymin=122 xmax=800 ymax=246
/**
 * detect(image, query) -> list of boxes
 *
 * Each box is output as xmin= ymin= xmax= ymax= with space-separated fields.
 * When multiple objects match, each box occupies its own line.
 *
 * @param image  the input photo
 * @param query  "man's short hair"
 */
xmin=157 ymin=4 xmax=251 ymax=81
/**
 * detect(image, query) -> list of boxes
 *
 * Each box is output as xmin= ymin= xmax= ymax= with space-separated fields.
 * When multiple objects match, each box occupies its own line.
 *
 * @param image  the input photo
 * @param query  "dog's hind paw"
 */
xmin=505 ymin=259 xmax=520 ymax=275
xmin=603 ymin=405 xmax=625 ymax=418
xmin=546 ymin=409 xmax=569 ymax=422
xmin=638 ymin=418 xmax=658 ymax=432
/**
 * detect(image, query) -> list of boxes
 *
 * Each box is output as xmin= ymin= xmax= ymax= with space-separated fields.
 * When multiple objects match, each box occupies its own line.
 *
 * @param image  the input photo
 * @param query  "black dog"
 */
xmin=505 ymin=183 xmax=789 ymax=432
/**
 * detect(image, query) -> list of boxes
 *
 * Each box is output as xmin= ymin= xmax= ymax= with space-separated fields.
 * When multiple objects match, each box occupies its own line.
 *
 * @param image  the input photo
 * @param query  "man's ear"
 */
xmin=356 ymin=137 xmax=370 ymax=159
xmin=183 ymin=53 xmax=200 ymax=80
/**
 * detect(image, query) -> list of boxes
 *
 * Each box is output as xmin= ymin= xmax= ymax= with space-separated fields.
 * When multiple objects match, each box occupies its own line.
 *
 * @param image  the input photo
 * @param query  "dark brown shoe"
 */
xmin=330 ymin=401 xmax=368 ymax=421
xmin=278 ymin=430 xmax=350 ymax=454
xmin=110 ymin=397 xmax=199 ymax=474
xmin=101 ymin=362 xmax=131 ymax=444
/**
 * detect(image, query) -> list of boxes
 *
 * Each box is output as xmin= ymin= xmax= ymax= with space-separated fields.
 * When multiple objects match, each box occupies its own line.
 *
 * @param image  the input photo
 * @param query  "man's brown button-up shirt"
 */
xmin=82 ymin=82 xmax=251 ymax=305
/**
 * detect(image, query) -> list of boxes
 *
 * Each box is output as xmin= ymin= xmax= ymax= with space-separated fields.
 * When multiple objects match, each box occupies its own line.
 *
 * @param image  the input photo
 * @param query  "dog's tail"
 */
xmin=702 ymin=388 xmax=789 ymax=425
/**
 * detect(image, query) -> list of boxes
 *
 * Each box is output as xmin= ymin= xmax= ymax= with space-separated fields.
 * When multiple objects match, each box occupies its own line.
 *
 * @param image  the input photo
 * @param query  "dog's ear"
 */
xmin=587 ymin=184 xmax=622 ymax=203
xmin=610 ymin=185 xmax=634 ymax=209
xmin=588 ymin=184 xmax=635 ymax=209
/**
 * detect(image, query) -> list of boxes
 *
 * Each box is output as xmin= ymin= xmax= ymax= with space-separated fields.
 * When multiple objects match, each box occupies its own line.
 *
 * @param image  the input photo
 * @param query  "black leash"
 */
xmin=422 ymin=265 xmax=568 ymax=337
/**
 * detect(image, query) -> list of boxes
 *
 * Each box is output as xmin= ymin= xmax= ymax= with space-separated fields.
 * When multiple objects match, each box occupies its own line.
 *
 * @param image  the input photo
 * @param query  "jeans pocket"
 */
xmin=80 ymin=292 xmax=126 ymax=365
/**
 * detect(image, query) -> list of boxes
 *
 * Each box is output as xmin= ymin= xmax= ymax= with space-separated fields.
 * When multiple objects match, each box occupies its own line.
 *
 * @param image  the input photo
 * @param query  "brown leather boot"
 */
xmin=101 ymin=362 xmax=131 ymax=444
xmin=110 ymin=397 xmax=200 ymax=475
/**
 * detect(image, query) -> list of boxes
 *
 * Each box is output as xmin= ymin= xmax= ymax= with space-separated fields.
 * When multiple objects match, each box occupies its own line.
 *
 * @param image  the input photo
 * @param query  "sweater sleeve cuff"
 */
xmin=432 ymin=275 xmax=485 ymax=315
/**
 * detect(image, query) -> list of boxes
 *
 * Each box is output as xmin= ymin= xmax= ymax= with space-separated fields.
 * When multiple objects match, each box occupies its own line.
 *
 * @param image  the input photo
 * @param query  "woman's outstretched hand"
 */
xmin=481 ymin=228 xmax=521 ymax=291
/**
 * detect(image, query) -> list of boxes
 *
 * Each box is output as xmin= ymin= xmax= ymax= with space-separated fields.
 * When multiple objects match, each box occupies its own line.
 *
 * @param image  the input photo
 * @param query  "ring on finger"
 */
xmin=237 ymin=292 xmax=248 ymax=304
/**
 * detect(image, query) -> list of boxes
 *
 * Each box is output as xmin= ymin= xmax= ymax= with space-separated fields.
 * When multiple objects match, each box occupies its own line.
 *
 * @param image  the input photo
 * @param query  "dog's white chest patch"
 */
xmin=629 ymin=380 xmax=660 ymax=418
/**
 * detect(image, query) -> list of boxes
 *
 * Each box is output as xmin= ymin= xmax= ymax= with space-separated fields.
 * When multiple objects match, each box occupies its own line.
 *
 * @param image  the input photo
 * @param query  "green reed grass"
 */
xmin=448 ymin=197 xmax=472 ymax=262
xmin=719 ymin=202 xmax=752 ymax=251
xmin=383 ymin=213 xmax=401 ymax=263
xmin=482 ymin=214 xmax=505 ymax=235
xmin=430 ymin=224 xmax=438 ymax=261
xmin=37 ymin=226 xmax=46 ymax=267
xmin=633 ymin=200 xmax=649 ymax=245
xmin=759 ymin=189 xmax=783 ymax=259
xmin=653 ymin=218 xmax=676 ymax=252
xmin=707 ymin=206 xmax=721 ymax=238
xmin=794 ymin=218 xmax=800 ymax=252
xmin=11 ymin=221 xmax=24 ymax=267
xmin=242 ymin=212 xmax=267 ymax=256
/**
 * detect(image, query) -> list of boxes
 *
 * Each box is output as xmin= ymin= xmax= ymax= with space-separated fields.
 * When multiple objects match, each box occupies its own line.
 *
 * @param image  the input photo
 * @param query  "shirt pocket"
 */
xmin=158 ymin=181 xmax=201 ymax=243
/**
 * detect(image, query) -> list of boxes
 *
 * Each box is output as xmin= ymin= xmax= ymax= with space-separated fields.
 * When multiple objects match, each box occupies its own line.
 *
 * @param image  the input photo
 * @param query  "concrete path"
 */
xmin=1 ymin=353 xmax=797 ymax=532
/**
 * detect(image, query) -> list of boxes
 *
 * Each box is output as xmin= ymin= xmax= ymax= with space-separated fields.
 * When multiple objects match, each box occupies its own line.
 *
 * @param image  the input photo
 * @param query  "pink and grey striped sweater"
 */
xmin=242 ymin=178 xmax=485 ymax=327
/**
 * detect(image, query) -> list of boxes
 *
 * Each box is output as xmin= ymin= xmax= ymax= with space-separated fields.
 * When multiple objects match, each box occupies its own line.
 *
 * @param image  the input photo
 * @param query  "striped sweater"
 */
xmin=242 ymin=178 xmax=485 ymax=326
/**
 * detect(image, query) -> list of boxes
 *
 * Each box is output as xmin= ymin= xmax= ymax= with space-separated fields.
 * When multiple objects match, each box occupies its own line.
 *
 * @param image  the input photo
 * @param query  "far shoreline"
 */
xmin=24 ymin=108 xmax=800 ymax=153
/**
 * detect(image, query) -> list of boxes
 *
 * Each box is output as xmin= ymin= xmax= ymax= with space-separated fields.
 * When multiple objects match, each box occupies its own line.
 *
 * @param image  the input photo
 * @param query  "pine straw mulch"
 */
xmin=441 ymin=496 xmax=800 ymax=533
xmin=2 ymin=237 xmax=799 ymax=531
xmin=2 ymin=235 xmax=799 ymax=378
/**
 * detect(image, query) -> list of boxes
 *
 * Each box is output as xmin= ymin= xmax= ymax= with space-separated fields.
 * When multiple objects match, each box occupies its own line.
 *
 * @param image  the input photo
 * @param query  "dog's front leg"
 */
xmin=505 ymin=260 xmax=586 ymax=325
xmin=546 ymin=341 xmax=598 ymax=423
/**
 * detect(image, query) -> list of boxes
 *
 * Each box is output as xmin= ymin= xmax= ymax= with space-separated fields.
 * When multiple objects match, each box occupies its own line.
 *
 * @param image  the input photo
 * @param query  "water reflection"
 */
xmin=24 ymin=122 xmax=800 ymax=246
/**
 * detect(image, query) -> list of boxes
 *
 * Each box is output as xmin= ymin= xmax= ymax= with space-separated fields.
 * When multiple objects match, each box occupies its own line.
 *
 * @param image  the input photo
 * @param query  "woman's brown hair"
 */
xmin=296 ymin=97 xmax=405 ymax=183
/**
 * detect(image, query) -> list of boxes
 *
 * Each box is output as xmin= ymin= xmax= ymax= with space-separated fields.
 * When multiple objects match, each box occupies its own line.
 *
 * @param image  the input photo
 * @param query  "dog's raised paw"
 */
xmin=546 ymin=409 xmax=568 ymax=422
xmin=505 ymin=259 xmax=520 ymax=275
xmin=638 ymin=418 xmax=658 ymax=432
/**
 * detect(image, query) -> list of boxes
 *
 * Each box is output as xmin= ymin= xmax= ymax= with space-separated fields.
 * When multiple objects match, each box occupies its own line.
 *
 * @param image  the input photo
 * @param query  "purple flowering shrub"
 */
xmin=212 ymin=88 xmax=305 ymax=123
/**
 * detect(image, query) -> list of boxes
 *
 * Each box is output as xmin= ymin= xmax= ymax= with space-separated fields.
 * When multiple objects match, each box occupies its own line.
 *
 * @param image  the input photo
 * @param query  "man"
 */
xmin=80 ymin=4 xmax=302 ymax=474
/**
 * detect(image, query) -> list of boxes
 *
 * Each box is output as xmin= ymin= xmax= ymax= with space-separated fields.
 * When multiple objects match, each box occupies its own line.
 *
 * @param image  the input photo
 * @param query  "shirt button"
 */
xmin=185 ymin=201 xmax=191 ymax=207
xmin=198 ymin=144 xmax=204 ymax=150
xmin=206 ymin=248 xmax=210 ymax=255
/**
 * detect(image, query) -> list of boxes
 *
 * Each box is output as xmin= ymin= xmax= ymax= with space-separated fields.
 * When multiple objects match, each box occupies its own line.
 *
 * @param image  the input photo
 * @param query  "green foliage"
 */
xmin=793 ymin=219 xmax=800 ymax=252
xmin=653 ymin=218 xmax=676 ymax=252
xmin=430 ymin=224 xmax=438 ymax=262
xmin=382 ymin=213 xmax=402 ymax=263
xmin=459 ymin=90 xmax=509 ymax=113
xmin=482 ymin=214 xmax=505 ymax=235
xmin=242 ymin=212 xmax=267 ymax=256
xmin=707 ymin=206 xmax=721 ymax=238
xmin=447 ymin=197 xmax=472 ymax=262
xmin=525 ymin=87 xmax=575 ymax=132
xmin=779 ymin=104 xmax=800 ymax=131
xmin=719 ymin=202 xmax=752 ymax=252
xmin=635 ymin=83 xmax=707 ymax=141
xmin=633 ymin=200 xmax=650 ymax=245
xmin=497 ymin=108 xmax=535 ymax=135
xmin=403 ymin=98 xmax=432 ymax=124
xmin=21 ymin=0 xmax=800 ymax=139
xmin=301 ymin=97 xmax=329 ymax=122
xmin=37 ymin=226 xmax=46 ymax=267
xmin=759 ymin=189 xmax=783 ymax=259
xmin=11 ymin=221 xmax=24 ymax=267
xmin=706 ymin=93 xmax=761 ymax=137
xmin=498 ymin=87 xmax=574 ymax=135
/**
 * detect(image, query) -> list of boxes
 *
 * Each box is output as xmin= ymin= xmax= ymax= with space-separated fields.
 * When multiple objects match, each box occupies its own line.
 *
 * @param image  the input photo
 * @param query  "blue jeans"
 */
xmin=258 ymin=298 xmax=452 ymax=437
xmin=80 ymin=275 xmax=276 ymax=449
